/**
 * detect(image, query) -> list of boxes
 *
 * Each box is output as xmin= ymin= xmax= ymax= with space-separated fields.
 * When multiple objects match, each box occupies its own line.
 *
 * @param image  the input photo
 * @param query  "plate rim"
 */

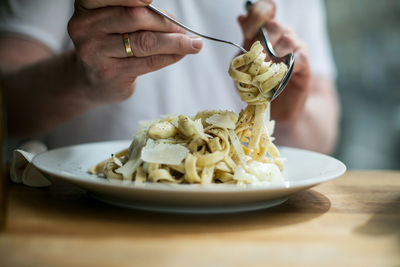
xmin=31 ymin=140 xmax=346 ymax=193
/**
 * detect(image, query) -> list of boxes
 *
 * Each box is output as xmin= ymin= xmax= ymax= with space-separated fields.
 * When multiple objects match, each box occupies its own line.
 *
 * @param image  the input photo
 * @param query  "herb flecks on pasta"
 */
xmin=89 ymin=41 xmax=288 ymax=185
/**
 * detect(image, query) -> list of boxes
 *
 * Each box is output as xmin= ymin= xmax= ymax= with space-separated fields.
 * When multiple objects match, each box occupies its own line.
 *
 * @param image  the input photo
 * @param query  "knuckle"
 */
xmin=171 ymin=23 xmax=183 ymax=34
xmin=146 ymin=55 xmax=162 ymax=68
xmin=176 ymin=35 xmax=188 ymax=51
xmin=262 ymin=0 xmax=276 ymax=11
xmin=296 ymin=49 xmax=309 ymax=64
xmin=269 ymin=0 xmax=277 ymax=15
xmin=252 ymin=8 xmax=264 ymax=21
xmin=115 ymin=80 xmax=136 ymax=101
xmin=284 ymin=25 xmax=295 ymax=35
xmin=126 ymin=6 xmax=148 ymax=21
xmin=121 ymin=85 xmax=135 ymax=100
xmin=97 ymin=60 xmax=117 ymax=81
xmin=68 ymin=14 xmax=94 ymax=40
xmin=266 ymin=20 xmax=279 ymax=31
xmin=280 ymin=33 xmax=292 ymax=44
xmin=256 ymin=0 xmax=275 ymax=19
xmin=135 ymin=31 xmax=157 ymax=56
xmin=67 ymin=16 xmax=81 ymax=39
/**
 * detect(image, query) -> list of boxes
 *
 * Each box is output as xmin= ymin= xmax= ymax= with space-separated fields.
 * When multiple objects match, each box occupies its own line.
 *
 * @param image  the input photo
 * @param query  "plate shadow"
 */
xmin=6 ymin=182 xmax=331 ymax=238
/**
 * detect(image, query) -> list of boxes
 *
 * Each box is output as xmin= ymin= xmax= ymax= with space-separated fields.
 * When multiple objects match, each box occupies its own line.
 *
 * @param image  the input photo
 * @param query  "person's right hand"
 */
xmin=68 ymin=0 xmax=203 ymax=104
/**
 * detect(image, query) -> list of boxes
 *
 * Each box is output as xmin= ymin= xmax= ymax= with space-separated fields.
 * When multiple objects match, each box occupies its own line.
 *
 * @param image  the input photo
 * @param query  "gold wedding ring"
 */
xmin=123 ymin=33 xmax=134 ymax=57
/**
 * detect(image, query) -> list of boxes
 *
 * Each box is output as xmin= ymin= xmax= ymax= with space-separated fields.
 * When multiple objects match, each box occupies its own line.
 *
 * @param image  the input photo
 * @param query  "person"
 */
xmin=0 ymin=0 xmax=339 ymax=154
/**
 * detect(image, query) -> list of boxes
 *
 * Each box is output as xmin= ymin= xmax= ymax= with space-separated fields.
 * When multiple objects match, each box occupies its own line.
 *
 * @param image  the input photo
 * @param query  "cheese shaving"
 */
xmin=206 ymin=113 xmax=236 ymax=129
xmin=141 ymin=139 xmax=189 ymax=165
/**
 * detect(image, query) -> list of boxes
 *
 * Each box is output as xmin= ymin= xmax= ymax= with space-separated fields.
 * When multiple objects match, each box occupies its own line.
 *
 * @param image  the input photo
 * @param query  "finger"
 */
xmin=273 ymin=32 xmax=310 ymax=74
xmin=240 ymin=0 xmax=276 ymax=39
xmin=293 ymin=46 xmax=310 ymax=76
xmin=72 ymin=6 xmax=185 ymax=36
xmin=103 ymin=32 xmax=202 ymax=58
xmin=120 ymin=54 xmax=185 ymax=77
xmin=104 ymin=7 xmax=185 ymax=34
xmin=273 ymin=33 xmax=296 ymax=57
xmin=78 ymin=0 xmax=152 ymax=9
xmin=264 ymin=20 xmax=295 ymax=47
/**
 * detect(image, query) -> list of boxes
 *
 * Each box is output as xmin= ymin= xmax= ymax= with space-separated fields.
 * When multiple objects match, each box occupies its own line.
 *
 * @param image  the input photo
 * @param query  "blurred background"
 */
xmin=325 ymin=0 xmax=400 ymax=169
xmin=1 ymin=0 xmax=399 ymax=170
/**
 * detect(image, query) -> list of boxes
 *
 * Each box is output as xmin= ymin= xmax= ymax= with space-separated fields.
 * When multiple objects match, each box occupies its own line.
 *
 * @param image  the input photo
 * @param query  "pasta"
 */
xmin=89 ymin=41 xmax=288 ymax=185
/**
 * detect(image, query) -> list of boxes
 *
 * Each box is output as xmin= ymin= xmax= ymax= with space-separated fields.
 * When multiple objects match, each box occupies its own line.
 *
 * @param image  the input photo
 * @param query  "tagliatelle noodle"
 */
xmin=89 ymin=41 xmax=287 ymax=185
xmin=229 ymin=41 xmax=287 ymax=170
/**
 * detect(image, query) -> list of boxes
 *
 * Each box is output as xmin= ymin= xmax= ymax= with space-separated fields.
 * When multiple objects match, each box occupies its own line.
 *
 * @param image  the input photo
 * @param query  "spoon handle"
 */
xmin=245 ymin=0 xmax=277 ymax=59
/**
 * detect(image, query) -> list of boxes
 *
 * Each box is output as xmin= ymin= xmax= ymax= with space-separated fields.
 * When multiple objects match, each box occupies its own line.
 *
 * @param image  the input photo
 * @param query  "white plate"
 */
xmin=32 ymin=140 xmax=346 ymax=214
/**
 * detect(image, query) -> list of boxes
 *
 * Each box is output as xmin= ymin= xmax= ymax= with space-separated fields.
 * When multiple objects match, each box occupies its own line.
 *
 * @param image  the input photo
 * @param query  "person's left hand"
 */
xmin=238 ymin=0 xmax=311 ymax=122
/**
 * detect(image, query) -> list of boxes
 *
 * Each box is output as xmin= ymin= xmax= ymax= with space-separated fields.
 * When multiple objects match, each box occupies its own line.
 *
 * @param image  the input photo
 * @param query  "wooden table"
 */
xmin=0 ymin=171 xmax=399 ymax=267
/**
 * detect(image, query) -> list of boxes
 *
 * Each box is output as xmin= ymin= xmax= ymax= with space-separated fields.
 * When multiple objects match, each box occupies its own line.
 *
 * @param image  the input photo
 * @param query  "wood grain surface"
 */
xmin=0 ymin=171 xmax=399 ymax=267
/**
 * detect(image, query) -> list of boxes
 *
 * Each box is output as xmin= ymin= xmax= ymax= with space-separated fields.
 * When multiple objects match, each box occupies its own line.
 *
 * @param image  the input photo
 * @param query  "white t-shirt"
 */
xmin=0 ymin=0 xmax=336 ymax=148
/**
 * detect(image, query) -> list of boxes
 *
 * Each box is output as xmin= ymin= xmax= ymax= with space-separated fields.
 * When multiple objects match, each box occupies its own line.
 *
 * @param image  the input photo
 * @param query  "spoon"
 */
xmin=147 ymin=3 xmax=294 ymax=101
xmin=245 ymin=0 xmax=295 ymax=101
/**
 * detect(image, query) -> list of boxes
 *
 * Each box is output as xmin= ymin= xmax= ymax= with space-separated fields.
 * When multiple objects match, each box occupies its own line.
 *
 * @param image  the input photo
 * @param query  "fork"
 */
xmin=147 ymin=3 xmax=294 ymax=101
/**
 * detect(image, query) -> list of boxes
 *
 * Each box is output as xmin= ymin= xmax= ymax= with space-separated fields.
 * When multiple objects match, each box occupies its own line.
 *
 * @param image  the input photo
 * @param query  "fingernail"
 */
xmin=191 ymin=37 xmax=203 ymax=50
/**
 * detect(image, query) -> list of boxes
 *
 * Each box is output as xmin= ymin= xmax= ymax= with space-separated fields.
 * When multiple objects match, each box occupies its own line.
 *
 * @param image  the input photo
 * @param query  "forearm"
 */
xmin=3 ymin=50 xmax=97 ymax=138
xmin=274 ymin=76 xmax=340 ymax=154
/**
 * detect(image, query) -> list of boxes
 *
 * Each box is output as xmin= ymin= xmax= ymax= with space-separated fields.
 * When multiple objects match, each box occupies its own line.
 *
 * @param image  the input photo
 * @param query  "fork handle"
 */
xmin=245 ymin=0 xmax=277 ymax=59
xmin=147 ymin=4 xmax=247 ymax=53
